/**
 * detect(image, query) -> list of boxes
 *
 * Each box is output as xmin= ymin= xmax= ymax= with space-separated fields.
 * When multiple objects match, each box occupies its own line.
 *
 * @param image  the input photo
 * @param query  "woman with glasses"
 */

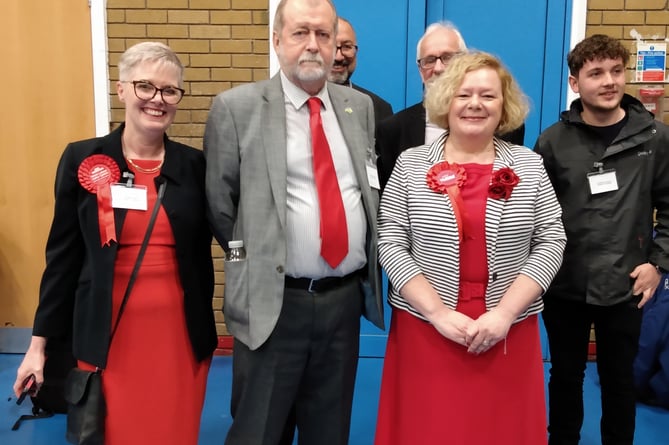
xmin=13 ymin=42 xmax=217 ymax=445
xmin=374 ymin=52 xmax=565 ymax=444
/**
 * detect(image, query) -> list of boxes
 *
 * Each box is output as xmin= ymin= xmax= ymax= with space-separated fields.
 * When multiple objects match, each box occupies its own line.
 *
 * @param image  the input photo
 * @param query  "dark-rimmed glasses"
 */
xmin=417 ymin=52 xmax=461 ymax=70
xmin=123 ymin=80 xmax=185 ymax=104
xmin=336 ymin=43 xmax=358 ymax=57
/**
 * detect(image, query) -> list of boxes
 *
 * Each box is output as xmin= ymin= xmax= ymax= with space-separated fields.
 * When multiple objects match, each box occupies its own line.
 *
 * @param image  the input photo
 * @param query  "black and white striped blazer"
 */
xmin=379 ymin=131 xmax=566 ymax=323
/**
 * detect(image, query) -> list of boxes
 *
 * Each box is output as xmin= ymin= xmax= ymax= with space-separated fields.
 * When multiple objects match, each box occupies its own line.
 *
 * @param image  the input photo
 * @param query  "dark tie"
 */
xmin=307 ymin=97 xmax=348 ymax=268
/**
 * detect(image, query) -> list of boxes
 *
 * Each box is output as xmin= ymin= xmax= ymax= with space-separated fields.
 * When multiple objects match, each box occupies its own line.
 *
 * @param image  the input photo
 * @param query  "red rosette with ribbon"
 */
xmin=78 ymin=154 xmax=121 ymax=247
xmin=426 ymin=161 xmax=467 ymax=241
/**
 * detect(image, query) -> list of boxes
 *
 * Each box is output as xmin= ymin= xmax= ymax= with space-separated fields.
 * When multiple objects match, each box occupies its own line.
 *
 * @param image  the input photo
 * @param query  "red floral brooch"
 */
xmin=488 ymin=167 xmax=520 ymax=200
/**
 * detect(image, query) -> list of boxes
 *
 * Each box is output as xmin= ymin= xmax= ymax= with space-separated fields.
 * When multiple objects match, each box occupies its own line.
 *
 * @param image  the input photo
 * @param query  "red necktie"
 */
xmin=307 ymin=97 xmax=349 ymax=268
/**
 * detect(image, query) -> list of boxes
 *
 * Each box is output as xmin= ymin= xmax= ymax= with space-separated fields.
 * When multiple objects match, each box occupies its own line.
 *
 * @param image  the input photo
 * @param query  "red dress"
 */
xmin=374 ymin=163 xmax=547 ymax=445
xmin=80 ymin=159 xmax=210 ymax=445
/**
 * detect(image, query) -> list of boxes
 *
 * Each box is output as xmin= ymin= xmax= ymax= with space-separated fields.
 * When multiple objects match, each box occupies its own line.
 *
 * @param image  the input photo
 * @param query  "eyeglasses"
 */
xmin=123 ymin=80 xmax=185 ymax=104
xmin=417 ymin=52 xmax=461 ymax=69
xmin=336 ymin=43 xmax=358 ymax=57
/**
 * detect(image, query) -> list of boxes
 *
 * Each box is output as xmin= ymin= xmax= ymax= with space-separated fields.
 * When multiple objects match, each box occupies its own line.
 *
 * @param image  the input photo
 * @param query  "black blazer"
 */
xmin=376 ymin=102 xmax=526 ymax=189
xmin=352 ymin=83 xmax=393 ymax=123
xmin=32 ymin=124 xmax=217 ymax=368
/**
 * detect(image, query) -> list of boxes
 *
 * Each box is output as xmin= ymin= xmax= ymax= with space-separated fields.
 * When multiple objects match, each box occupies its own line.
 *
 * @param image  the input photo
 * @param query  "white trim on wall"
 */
xmin=567 ymin=0 xmax=587 ymax=106
xmin=270 ymin=0 xmax=279 ymax=75
xmin=91 ymin=0 xmax=110 ymax=137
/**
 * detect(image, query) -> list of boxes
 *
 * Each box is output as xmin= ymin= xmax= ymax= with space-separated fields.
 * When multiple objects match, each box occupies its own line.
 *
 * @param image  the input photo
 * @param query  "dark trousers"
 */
xmin=225 ymin=280 xmax=362 ymax=445
xmin=543 ymin=297 xmax=643 ymax=445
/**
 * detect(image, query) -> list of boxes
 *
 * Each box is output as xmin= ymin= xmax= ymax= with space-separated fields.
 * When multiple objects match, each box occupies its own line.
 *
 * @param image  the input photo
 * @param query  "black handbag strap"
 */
xmin=109 ymin=180 xmax=166 ymax=345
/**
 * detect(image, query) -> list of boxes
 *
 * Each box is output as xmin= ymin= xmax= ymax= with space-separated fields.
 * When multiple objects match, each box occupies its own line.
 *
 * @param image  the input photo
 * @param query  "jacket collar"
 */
xmin=562 ymin=93 xmax=653 ymax=132
xmin=101 ymin=122 xmax=184 ymax=186
xmin=425 ymin=129 xmax=516 ymax=169
xmin=561 ymin=93 xmax=656 ymax=155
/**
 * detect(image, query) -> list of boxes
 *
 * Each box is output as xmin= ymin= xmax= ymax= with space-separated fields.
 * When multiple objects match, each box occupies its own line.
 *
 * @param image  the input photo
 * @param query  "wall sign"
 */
xmin=635 ymin=42 xmax=667 ymax=82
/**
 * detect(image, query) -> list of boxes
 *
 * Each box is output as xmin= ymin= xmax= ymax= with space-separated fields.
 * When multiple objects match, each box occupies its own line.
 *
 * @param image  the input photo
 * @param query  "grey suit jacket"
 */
xmin=204 ymin=74 xmax=385 ymax=350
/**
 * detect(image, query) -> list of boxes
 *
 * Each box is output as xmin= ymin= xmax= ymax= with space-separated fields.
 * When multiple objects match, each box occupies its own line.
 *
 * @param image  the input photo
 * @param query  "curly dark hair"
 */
xmin=567 ymin=34 xmax=629 ymax=76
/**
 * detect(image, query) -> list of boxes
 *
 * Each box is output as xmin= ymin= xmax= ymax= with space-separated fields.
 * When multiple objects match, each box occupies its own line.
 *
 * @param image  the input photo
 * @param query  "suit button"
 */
xmin=276 ymin=265 xmax=284 ymax=274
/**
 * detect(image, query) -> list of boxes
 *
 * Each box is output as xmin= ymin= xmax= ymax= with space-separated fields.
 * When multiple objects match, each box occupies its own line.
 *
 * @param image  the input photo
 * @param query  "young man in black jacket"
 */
xmin=535 ymin=34 xmax=669 ymax=445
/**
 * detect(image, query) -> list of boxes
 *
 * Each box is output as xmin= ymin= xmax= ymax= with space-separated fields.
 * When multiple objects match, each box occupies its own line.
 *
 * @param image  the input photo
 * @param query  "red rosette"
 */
xmin=426 ymin=161 xmax=467 ymax=195
xmin=426 ymin=161 xmax=467 ymax=241
xmin=78 ymin=155 xmax=121 ymax=247
xmin=488 ymin=167 xmax=520 ymax=200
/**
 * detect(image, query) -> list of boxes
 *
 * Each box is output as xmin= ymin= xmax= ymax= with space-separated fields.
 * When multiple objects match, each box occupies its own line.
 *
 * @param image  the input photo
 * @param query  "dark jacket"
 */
xmin=32 ymin=124 xmax=217 ymax=368
xmin=351 ymin=83 xmax=393 ymax=123
xmin=535 ymin=94 xmax=669 ymax=305
xmin=634 ymin=273 xmax=669 ymax=407
xmin=376 ymin=101 xmax=525 ymax=189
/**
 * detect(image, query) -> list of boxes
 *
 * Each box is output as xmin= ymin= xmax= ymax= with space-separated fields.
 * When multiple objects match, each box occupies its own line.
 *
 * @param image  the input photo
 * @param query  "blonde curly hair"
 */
xmin=424 ymin=51 xmax=528 ymax=135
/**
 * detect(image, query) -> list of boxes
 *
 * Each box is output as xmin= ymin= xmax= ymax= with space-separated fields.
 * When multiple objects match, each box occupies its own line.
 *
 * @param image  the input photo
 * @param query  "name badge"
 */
xmin=366 ymin=164 xmax=380 ymax=190
xmin=587 ymin=170 xmax=618 ymax=195
xmin=111 ymin=184 xmax=148 ymax=210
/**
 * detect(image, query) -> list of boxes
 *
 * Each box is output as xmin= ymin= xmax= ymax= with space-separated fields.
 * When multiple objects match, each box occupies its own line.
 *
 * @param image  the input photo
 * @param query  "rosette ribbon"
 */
xmin=78 ymin=155 xmax=121 ymax=246
xmin=426 ymin=161 xmax=467 ymax=241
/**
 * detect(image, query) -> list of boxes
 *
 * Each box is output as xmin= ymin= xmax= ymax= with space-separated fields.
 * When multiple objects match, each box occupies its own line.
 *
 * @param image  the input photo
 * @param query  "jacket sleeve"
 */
xmin=519 ymin=161 xmax=566 ymax=292
xmin=378 ymin=154 xmax=422 ymax=292
xmin=204 ymin=93 xmax=240 ymax=251
xmin=32 ymin=144 xmax=84 ymax=338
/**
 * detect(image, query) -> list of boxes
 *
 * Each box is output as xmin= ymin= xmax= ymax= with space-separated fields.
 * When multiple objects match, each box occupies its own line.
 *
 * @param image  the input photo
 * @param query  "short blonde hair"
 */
xmin=424 ymin=51 xmax=528 ymax=135
xmin=118 ymin=42 xmax=184 ymax=86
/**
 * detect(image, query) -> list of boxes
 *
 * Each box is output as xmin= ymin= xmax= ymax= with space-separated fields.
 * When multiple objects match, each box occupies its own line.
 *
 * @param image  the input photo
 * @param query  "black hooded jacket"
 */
xmin=535 ymin=94 xmax=669 ymax=305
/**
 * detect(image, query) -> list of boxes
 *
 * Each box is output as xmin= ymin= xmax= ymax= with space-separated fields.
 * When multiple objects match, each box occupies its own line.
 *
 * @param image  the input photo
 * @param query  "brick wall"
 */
xmin=106 ymin=0 xmax=270 ymax=337
xmin=587 ymin=0 xmax=669 ymax=125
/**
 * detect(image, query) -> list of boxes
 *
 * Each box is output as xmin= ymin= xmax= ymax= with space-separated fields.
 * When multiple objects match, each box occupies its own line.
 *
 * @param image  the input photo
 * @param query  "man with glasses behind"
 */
xmin=329 ymin=17 xmax=393 ymax=123
xmin=376 ymin=21 xmax=526 ymax=189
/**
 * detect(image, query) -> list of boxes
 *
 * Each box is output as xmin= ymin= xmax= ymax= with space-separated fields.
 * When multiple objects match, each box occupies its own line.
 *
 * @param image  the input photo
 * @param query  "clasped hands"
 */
xmin=428 ymin=307 xmax=514 ymax=355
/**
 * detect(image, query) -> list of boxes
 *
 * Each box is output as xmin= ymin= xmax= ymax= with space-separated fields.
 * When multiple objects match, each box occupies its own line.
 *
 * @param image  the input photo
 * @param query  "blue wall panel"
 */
xmin=430 ymin=0 xmax=569 ymax=147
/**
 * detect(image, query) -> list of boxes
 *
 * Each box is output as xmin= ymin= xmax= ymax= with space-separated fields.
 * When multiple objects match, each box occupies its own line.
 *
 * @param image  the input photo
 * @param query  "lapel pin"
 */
xmin=345 ymin=107 xmax=353 ymax=114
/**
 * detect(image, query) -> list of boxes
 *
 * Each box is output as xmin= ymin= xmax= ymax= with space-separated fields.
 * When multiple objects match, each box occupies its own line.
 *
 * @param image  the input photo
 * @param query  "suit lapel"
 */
xmin=485 ymin=140 xmax=516 ymax=272
xmin=330 ymin=90 xmax=369 ymax=190
xmin=329 ymin=87 xmax=379 ymax=231
xmin=262 ymin=76 xmax=288 ymax=230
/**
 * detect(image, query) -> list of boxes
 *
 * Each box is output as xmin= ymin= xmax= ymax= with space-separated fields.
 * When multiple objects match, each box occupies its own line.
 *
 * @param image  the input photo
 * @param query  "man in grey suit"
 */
xmin=203 ymin=0 xmax=384 ymax=444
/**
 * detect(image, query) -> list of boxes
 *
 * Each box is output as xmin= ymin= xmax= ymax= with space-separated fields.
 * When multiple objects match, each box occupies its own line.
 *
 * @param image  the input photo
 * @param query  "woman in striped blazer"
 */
xmin=374 ymin=52 xmax=566 ymax=445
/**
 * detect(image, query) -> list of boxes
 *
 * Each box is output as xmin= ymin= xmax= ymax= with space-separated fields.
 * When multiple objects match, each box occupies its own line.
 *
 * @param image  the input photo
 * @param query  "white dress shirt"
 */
xmin=280 ymin=72 xmax=366 ymax=279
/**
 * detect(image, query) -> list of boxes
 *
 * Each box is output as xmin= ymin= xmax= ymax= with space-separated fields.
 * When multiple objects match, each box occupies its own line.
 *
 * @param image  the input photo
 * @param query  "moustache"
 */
xmin=332 ymin=60 xmax=349 ymax=67
xmin=298 ymin=54 xmax=325 ymax=66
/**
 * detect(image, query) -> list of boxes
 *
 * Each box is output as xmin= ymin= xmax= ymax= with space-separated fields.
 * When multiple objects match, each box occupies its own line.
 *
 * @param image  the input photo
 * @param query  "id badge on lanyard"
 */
xmin=587 ymin=161 xmax=618 ymax=195
xmin=110 ymin=172 xmax=149 ymax=210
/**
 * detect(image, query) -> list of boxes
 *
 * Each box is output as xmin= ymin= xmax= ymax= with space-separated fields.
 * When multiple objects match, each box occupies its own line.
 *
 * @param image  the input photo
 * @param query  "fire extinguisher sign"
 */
xmin=635 ymin=42 xmax=667 ymax=82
